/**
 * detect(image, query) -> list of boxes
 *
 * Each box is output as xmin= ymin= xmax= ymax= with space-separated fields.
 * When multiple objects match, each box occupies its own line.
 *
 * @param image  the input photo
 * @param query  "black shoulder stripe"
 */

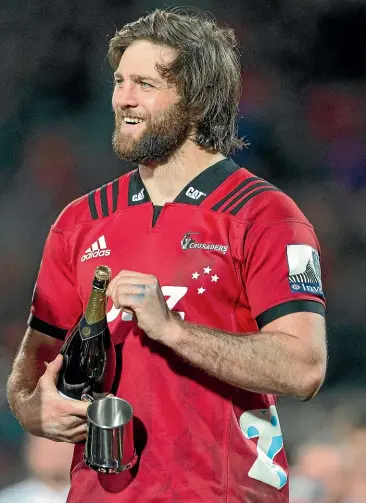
xmin=211 ymin=176 xmax=260 ymax=211
xmin=256 ymin=300 xmax=325 ymax=329
xmin=88 ymin=190 xmax=99 ymax=220
xmin=28 ymin=313 xmax=68 ymax=341
xmin=112 ymin=179 xmax=119 ymax=213
xmin=100 ymin=184 xmax=109 ymax=217
xmin=230 ymin=187 xmax=281 ymax=216
xmin=88 ymin=180 xmax=120 ymax=220
xmin=221 ymin=180 xmax=274 ymax=212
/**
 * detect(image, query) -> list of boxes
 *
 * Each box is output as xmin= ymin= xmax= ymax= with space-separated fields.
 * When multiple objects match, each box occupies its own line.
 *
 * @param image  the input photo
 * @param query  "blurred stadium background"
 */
xmin=1 ymin=0 xmax=366 ymax=501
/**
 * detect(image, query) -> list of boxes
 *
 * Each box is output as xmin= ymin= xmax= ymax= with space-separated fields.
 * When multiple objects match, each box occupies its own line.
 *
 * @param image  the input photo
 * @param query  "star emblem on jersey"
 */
xmin=81 ymin=235 xmax=111 ymax=262
xmin=191 ymin=265 xmax=220 ymax=294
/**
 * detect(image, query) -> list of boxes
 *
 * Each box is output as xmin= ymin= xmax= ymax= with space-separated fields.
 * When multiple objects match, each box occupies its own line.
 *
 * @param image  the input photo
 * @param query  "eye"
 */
xmin=114 ymin=78 xmax=123 ymax=87
xmin=140 ymin=81 xmax=153 ymax=89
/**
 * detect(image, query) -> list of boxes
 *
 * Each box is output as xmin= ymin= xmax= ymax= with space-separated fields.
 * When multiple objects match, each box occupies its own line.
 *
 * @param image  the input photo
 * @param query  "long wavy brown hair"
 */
xmin=108 ymin=8 xmax=246 ymax=156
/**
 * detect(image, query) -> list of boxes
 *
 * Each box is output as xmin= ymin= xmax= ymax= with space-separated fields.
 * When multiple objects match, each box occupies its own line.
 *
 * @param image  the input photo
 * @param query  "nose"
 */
xmin=112 ymin=82 xmax=138 ymax=110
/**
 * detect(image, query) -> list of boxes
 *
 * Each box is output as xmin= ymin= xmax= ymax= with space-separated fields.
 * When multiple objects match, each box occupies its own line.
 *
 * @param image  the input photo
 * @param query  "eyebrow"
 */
xmin=114 ymin=72 xmax=161 ymax=84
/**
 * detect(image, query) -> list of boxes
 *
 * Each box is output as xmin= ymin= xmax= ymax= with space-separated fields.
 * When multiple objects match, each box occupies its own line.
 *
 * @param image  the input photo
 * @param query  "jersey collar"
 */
xmin=128 ymin=157 xmax=240 ymax=206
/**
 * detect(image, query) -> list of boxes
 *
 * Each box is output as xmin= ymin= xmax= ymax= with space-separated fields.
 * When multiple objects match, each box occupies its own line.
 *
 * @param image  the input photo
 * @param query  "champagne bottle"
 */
xmin=57 ymin=265 xmax=116 ymax=401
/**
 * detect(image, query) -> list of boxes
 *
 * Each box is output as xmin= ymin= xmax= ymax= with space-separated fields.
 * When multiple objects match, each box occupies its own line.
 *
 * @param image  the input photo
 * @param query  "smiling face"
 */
xmin=112 ymin=40 xmax=191 ymax=165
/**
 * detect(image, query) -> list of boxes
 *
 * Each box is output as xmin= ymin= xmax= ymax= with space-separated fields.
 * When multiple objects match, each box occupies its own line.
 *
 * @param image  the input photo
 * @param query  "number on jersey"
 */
xmin=240 ymin=405 xmax=287 ymax=490
xmin=106 ymin=285 xmax=188 ymax=322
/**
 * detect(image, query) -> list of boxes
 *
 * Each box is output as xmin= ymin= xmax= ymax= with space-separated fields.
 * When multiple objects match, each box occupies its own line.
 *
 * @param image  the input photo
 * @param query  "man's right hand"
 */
xmin=24 ymin=354 xmax=89 ymax=443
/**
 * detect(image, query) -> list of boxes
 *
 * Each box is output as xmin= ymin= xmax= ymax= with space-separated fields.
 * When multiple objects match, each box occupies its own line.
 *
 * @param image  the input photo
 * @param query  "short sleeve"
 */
xmin=242 ymin=219 xmax=326 ymax=329
xmin=28 ymin=227 xmax=83 ymax=340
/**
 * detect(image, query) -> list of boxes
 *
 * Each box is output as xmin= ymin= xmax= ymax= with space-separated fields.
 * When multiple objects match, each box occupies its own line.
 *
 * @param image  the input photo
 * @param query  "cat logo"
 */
xmin=185 ymin=187 xmax=207 ymax=200
xmin=132 ymin=188 xmax=145 ymax=202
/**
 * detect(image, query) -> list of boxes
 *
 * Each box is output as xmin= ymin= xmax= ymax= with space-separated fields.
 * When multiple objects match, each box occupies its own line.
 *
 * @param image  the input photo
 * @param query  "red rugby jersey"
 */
xmin=29 ymin=158 xmax=325 ymax=503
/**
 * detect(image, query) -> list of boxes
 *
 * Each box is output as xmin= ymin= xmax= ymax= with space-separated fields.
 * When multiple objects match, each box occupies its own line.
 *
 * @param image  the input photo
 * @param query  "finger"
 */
xmin=110 ymin=284 xmax=148 ymax=311
xmin=111 ymin=290 xmax=147 ymax=313
xmin=67 ymin=401 xmax=89 ymax=419
xmin=43 ymin=354 xmax=64 ymax=383
xmin=107 ymin=271 xmax=140 ymax=296
xmin=62 ymin=428 xmax=88 ymax=444
xmin=106 ymin=271 xmax=153 ymax=296
xmin=110 ymin=293 xmax=135 ymax=313
xmin=117 ymin=270 xmax=151 ymax=278
xmin=107 ymin=273 xmax=125 ymax=304
xmin=68 ymin=423 xmax=88 ymax=438
xmin=66 ymin=415 xmax=88 ymax=428
xmin=108 ymin=274 xmax=158 ymax=310
xmin=109 ymin=281 xmax=140 ymax=303
xmin=72 ymin=433 xmax=87 ymax=444
xmin=117 ymin=283 xmax=148 ymax=298
xmin=69 ymin=423 xmax=88 ymax=444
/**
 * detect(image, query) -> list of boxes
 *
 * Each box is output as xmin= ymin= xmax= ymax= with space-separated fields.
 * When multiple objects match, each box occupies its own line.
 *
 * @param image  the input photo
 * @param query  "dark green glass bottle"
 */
xmin=56 ymin=265 xmax=116 ymax=400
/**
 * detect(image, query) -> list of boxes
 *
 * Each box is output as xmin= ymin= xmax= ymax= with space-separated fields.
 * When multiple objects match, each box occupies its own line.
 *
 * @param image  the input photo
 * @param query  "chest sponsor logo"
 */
xmin=132 ymin=188 xmax=145 ymax=202
xmin=81 ymin=235 xmax=111 ymax=262
xmin=287 ymin=244 xmax=323 ymax=296
xmin=185 ymin=186 xmax=207 ymax=200
xmin=181 ymin=232 xmax=228 ymax=254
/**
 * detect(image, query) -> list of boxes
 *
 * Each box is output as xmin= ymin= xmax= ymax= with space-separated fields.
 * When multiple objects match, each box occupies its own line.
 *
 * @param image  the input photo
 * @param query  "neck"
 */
xmin=138 ymin=139 xmax=225 ymax=205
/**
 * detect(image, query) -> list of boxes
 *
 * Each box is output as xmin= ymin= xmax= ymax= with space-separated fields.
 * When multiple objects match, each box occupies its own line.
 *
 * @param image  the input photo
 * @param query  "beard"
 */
xmin=112 ymin=101 xmax=191 ymax=164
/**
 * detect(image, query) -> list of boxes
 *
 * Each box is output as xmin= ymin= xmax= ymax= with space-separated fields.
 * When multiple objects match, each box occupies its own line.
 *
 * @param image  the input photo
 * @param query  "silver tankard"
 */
xmin=84 ymin=396 xmax=138 ymax=474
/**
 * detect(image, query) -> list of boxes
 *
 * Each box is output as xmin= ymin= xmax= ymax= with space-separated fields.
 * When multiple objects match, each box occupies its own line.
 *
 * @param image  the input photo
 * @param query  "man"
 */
xmin=7 ymin=9 xmax=327 ymax=503
xmin=343 ymin=414 xmax=366 ymax=502
xmin=0 ymin=435 xmax=73 ymax=503
xmin=290 ymin=440 xmax=349 ymax=503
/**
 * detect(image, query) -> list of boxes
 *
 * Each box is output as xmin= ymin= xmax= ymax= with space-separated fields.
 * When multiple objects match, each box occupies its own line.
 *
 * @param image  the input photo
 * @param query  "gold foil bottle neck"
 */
xmin=95 ymin=265 xmax=111 ymax=282
xmin=84 ymin=266 xmax=111 ymax=326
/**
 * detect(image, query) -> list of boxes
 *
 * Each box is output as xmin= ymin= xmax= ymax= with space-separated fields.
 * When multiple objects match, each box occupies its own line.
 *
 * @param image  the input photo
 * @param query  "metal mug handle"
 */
xmin=81 ymin=393 xmax=115 ymax=403
xmin=81 ymin=393 xmax=94 ymax=403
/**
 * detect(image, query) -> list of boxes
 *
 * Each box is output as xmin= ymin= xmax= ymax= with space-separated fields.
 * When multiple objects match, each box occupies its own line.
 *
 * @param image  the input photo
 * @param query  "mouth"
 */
xmin=121 ymin=117 xmax=145 ymax=128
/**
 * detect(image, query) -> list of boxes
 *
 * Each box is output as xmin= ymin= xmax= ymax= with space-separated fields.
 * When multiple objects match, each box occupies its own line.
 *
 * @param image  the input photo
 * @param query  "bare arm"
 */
xmin=107 ymin=271 xmax=327 ymax=402
xmin=161 ymin=311 xmax=326 ymax=401
xmin=7 ymin=328 xmax=62 ymax=413
xmin=7 ymin=327 xmax=89 ymax=442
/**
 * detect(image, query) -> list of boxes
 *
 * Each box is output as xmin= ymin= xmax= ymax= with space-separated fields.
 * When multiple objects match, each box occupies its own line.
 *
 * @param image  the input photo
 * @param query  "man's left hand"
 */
xmin=106 ymin=270 xmax=175 ymax=342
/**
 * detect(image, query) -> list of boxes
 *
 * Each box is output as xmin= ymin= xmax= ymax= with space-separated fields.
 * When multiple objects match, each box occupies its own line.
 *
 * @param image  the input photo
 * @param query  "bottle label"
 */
xmin=79 ymin=317 xmax=108 ymax=341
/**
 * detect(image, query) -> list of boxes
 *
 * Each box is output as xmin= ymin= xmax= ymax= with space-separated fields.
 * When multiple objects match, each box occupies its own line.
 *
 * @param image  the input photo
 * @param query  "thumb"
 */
xmin=44 ymin=354 xmax=64 ymax=382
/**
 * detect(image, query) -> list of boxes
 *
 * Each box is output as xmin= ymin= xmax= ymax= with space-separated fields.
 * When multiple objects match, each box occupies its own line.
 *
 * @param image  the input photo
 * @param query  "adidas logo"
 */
xmin=81 ymin=236 xmax=111 ymax=262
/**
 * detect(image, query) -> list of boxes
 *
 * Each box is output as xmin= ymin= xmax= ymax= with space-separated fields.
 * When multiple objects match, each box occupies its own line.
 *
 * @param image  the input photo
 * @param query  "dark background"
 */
xmin=0 ymin=0 xmax=365 ymax=501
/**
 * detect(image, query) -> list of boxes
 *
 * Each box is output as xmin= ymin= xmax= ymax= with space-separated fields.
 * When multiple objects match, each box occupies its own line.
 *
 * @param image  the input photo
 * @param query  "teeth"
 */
xmin=123 ymin=117 xmax=143 ymax=124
